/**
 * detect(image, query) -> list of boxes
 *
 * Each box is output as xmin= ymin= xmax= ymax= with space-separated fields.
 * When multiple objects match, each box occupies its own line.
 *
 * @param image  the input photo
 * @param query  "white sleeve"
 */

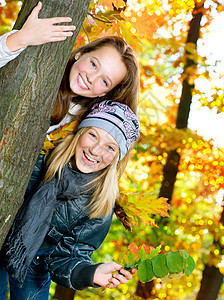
xmin=46 ymin=104 xmax=82 ymax=133
xmin=0 ymin=30 xmax=26 ymax=68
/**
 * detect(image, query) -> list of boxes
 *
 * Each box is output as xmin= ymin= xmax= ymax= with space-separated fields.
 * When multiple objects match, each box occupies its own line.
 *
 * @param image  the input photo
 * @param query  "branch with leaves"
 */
xmin=123 ymin=243 xmax=195 ymax=283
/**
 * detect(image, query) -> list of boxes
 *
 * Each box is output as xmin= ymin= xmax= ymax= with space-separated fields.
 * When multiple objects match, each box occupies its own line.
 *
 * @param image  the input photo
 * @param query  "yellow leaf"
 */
xmin=42 ymin=121 xmax=77 ymax=153
xmin=118 ymin=193 xmax=171 ymax=228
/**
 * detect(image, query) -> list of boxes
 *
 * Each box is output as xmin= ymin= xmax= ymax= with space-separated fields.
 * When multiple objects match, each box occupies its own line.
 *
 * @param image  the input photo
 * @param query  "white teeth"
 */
xmin=78 ymin=75 xmax=88 ymax=89
xmin=85 ymin=152 xmax=97 ymax=163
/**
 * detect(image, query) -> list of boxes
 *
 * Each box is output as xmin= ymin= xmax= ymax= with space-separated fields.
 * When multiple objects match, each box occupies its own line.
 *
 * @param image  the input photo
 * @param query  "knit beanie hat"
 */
xmin=78 ymin=100 xmax=140 ymax=160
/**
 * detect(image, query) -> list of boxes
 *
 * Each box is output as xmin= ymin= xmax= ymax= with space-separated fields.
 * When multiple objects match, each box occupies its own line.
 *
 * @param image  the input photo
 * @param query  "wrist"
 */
xmin=71 ymin=262 xmax=102 ymax=290
xmin=6 ymin=30 xmax=27 ymax=52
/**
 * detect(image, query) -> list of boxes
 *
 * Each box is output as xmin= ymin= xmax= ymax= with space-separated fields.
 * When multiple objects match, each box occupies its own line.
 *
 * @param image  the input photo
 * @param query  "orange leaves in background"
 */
xmin=76 ymin=0 xmax=166 ymax=53
xmin=120 ymin=8 xmax=159 ymax=39
xmin=0 ymin=1 xmax=21 ymax=34
xmin=98 ymin=0 xmax=125 ymax=10
xmin=118 ymin=192 xmax=172 ymax=228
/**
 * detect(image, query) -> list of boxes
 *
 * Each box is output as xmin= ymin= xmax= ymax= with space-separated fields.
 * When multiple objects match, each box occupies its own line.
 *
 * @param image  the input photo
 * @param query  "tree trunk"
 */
xmin=196 ymin=204 xmax=224 ymax=299
xmin=0 ymin=0 xmax=91 ymax=249
xmin=136 ymin=0 xmax=204 ymax=298
xmin=136 ymin=281 xmax=155 ymax=299
xmin=158 ymin=149 xmax=180 ymax=202
xmin=54 ymin=284 xmax=76 ymax=300
xmin=159 ymin=0 xmax=204 ymax=201
xmin=196 ymin=266 xmax=223 ymax=300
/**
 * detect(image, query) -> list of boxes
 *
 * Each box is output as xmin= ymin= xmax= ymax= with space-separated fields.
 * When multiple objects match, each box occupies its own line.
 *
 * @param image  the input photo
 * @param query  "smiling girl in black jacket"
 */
xmin=0 ymin=100 xmax=140 ymax=300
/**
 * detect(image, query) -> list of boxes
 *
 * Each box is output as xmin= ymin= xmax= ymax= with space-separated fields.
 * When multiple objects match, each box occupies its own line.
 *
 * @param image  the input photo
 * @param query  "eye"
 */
xmin=107 ymin=145 xmax=115 ymax=151
xmin=89 ymin=132 xmax=96 ymax=138
xmin=102 ymin=79 xmax=108 ymax=87
xmin=91 ymin=61 xmax=96 ymax=68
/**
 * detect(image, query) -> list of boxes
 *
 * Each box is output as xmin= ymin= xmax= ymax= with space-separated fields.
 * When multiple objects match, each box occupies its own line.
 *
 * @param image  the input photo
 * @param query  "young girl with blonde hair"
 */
xmin=0 ymin=100 xmax=140 ymax=300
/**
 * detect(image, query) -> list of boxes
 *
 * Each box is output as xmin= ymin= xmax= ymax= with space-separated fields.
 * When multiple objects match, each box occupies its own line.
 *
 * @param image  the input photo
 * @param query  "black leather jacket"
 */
xmin=3 ymin=159 xmax=113 ymax=290
xmin=46 ymin=164 xmax=113 ymax=290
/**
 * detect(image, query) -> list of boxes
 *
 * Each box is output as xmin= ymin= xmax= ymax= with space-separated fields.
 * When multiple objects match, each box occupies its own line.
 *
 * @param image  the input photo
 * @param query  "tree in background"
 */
xmin=1 ymin=0 xmax=224 ymax=299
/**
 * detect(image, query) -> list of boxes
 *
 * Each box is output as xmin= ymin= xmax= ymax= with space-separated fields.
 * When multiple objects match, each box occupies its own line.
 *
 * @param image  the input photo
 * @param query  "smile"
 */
xmin=82 ymin=151 xmax=98 ymax=165
xmin=77 ymin=75 xmax=89 ymax=90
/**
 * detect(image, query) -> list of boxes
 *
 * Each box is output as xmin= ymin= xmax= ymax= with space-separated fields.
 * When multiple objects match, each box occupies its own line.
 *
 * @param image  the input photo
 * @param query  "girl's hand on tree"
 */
xmin=6 ymin=1 xmax=76 ymax=52
xmin=93 ymin=262 xmax=136 ymax=289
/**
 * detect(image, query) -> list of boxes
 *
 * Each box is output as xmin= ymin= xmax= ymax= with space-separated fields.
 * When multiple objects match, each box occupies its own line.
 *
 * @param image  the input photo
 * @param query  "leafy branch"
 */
xmin=123 ymin=243 xmax=195 ymax=283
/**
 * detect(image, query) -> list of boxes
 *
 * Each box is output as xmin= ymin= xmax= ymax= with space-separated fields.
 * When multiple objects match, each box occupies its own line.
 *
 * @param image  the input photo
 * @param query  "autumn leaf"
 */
xmin=117 ymin=192 xmax=172 ymax=228
xmin=86 ymin=14 xmax=95 ymax=26
xmin=74 ymin=34 xmax=86 ymax=49
xmin=127 ymin=193 xmax=171 ymax=217
xmin=128 ymin=242 xmax=139 ymax=259
xmin=143 ymin=244 xmax=155 ymax=254
xmin=41 ymin=121 xmax=77 ymax=153
xmin=118 ymin=20 xmax=143 ymax=52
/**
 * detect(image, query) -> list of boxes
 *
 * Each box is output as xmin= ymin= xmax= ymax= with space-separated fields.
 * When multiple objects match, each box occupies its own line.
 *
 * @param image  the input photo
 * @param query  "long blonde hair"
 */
xmin=44 ymin=128 xmax=121 ymax=218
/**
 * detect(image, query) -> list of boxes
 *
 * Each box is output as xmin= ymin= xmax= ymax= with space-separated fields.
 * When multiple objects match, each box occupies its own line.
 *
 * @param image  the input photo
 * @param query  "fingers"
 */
xmin=45 ymin=31 xmax=74 ymax=42
xmin=30 ymin=2 xmax=42 ymax=19
xmin=51 ymin=25 xmax=76 ymax=32
xmin=119 ymin=268 xmax=133 ymax=280
xmin=30 ymin=4 xmax=75 ymax=27
xmin=49 ymin=17 xmax=73 ymax=24
xmin=108 ymin=277 xmax=124 ymax=288
xmin=47 ymin=36 xmax=68 ymax=42
xmin=108 ymin=273 xmax=128 ymax=288
xmin=106 ymin=267 xmax=133 ymax=289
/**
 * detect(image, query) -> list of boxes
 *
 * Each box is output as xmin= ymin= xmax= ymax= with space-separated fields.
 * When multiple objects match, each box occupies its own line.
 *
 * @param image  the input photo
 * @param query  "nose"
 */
xmin=89 ymin=142 xmax=103 ymax=156
xmin=86 ymin=72 xmax=97 ymax=84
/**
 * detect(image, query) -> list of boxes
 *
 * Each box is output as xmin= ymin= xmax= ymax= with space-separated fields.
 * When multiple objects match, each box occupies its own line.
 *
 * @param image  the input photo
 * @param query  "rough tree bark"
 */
xmin=0 ymin=0 xmax=91 ymax=249
xmin=136 ymin=1 xmax=204 ymax=298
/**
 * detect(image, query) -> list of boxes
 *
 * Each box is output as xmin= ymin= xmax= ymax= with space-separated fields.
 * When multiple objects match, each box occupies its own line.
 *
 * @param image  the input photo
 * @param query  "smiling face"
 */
xmin=74 ymin=127 xmax=119 ymax=173
xmin=69 ymin=46 xmax=127 ymax=98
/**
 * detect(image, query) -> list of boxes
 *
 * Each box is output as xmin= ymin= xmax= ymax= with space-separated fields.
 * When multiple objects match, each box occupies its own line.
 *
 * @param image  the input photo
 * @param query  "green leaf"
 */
xmin=147 ymin=245 xmax=162 ymax=260
xmin=179 ymin=249 xmax=189 ymax=260
xmin=138 ymin=247 xmax=148 ymax=261
xmin=127 ymin=250 xmax=135 ymax=265
xmin=138 ymin=259 xmax=154 ymax=283
xmin=179 ymin=250 xmax=195 ymax=276
xmin=152 ymin=254 xmax=169 ymax=278
xmin=184 ymin=255 xmax=195 ymax=276
xmin=166 ymin=252 xmax=184 ymax=273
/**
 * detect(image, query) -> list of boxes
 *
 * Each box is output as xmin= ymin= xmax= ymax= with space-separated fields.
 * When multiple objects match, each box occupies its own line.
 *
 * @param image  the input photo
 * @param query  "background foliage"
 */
xmin=1 ymin=0 xmax=224 ymax=299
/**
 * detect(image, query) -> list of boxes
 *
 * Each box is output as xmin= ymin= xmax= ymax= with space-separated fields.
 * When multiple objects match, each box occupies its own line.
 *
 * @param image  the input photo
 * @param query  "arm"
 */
xmin=0 ymin=1 xmax=76 ymax=67
xmin=48 ymin=214 xmax=113 ymax=290
xmin=0 ymin=30 xmax=24 ymax=68
xmin=48 ymin=213 xmax=135 ymax=290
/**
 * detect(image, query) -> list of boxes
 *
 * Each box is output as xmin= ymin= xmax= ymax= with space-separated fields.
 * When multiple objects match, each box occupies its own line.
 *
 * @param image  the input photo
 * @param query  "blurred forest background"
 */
xmin=1 ymin=0 xmax=224 ymax=299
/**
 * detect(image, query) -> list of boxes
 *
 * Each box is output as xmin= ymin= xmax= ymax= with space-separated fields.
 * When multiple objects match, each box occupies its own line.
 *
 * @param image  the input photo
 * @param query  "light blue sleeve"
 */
xmin=0 ymin=30 xmax=26 ymax=68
